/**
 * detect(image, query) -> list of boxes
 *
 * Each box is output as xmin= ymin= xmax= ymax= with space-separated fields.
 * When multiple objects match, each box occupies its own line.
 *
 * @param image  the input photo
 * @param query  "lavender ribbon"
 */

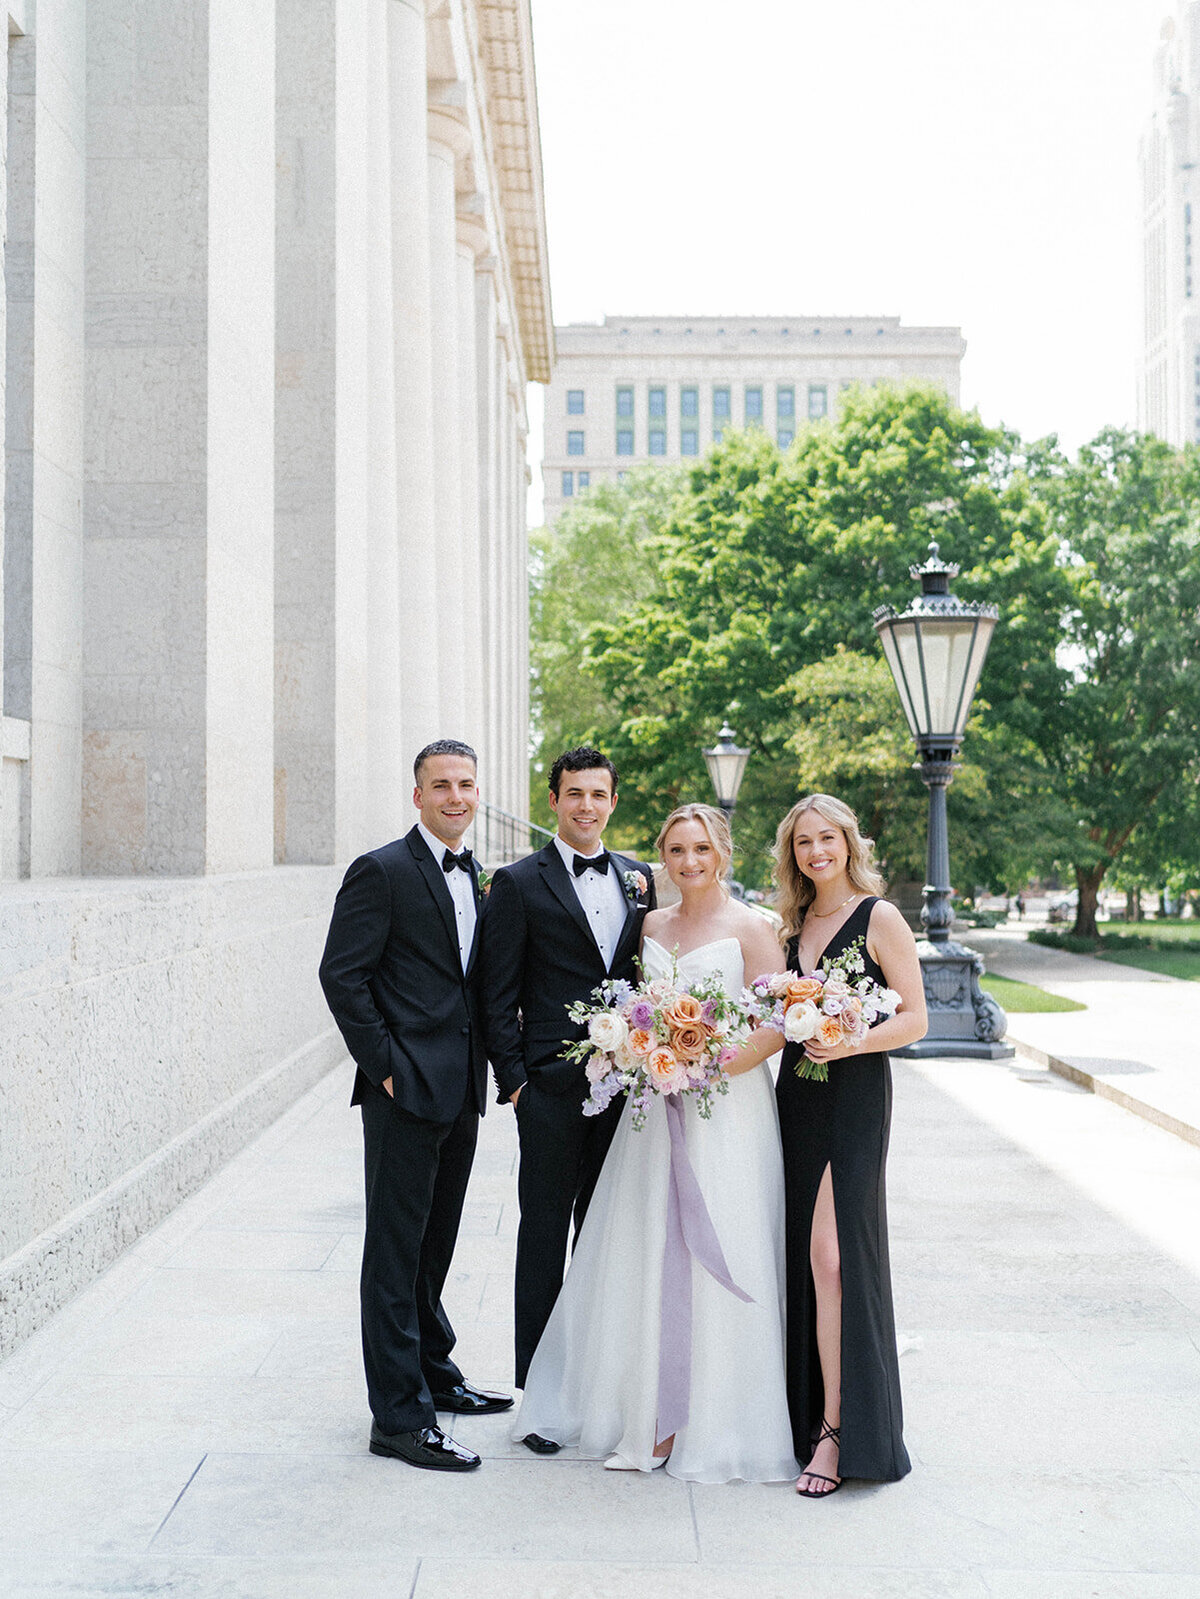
xmin=656 ymin=1095 xmax=754 ymax=1446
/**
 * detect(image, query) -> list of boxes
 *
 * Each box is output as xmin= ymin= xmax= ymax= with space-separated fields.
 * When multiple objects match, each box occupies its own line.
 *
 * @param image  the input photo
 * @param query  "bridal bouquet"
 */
xmin=744 ymin=937 xmax=901 ymax=1083
xmin=565 ymin=963 xmax=754 ymax=1130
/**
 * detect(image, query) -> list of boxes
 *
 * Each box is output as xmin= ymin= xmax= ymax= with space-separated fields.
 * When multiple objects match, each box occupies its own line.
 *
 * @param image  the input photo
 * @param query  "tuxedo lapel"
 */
xmin=464 ymin=858 xmax=484 ymax=979
xmin=609 ymin=852 xmax=641 ymax=970
xmin=538 ymin=842 xmax=599 ymax=952
xmin=407 ymin=828 xmax=460 ymax=962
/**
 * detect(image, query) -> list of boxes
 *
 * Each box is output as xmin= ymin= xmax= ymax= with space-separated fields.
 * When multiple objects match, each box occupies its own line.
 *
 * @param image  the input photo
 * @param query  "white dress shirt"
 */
xmin=419 ymin=822 xmax=476 ymax=972
xmin=554 ymin=833 xmax=628 ymax=971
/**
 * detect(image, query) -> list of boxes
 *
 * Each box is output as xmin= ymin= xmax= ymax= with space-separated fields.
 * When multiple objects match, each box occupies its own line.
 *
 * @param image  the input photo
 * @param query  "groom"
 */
xmin=319 ymin=739 xmax=511 ymax=1472
xmin=481 ymin=747 xmax=655 ymax=1445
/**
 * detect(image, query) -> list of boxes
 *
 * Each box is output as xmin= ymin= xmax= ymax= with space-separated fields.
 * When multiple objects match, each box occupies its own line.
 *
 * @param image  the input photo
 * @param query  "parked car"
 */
xmin=1047 ymin=891 xmax=1078 ymax=924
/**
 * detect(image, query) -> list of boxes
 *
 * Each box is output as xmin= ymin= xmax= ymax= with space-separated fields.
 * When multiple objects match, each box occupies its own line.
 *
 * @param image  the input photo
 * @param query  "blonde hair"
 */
xmin=773 ymin=793 xmax=885 ymax=944
xmin=656 ymin=803 xmax=734 ymax=889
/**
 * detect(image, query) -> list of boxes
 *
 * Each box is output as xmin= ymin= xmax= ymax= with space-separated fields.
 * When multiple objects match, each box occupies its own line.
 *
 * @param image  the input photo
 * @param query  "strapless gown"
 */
xmin=512 ymin=936 xmax=798 ymax=1483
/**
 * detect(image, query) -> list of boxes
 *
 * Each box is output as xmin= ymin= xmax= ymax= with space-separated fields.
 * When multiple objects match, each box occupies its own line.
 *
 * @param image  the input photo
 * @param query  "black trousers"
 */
xmin=512 ymin=1078 xmax=622 ymax=1387
xmin=359 ymin=1089 xmax=478 ymax=1434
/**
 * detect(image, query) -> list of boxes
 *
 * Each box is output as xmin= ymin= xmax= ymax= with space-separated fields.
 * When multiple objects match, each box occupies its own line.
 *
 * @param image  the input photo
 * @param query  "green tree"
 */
xmin=581 ymin=385 xmax=1072 ymax=887
xmin=528 ymin=468 xmax=680 ymax=832
xmin=1033 ymin=428 xmax=1200 ymax=936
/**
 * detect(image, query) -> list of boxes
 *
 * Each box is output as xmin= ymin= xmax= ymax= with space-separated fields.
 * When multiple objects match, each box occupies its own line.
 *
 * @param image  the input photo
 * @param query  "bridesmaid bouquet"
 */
xmin=564 ymin=965 xmax=754 ymax=1130
xmin=744 ymin=937 xmax=902 ymax=1083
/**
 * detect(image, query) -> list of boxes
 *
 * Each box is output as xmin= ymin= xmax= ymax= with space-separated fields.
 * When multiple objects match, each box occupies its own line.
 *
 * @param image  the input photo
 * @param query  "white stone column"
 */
xmin=426 ymin=109 xmax=469 ymax=734
xmin=455 ymin=203 xmax=487 ymax=762
xmin=84 ymin=0 xmax=275 ymax=875
xmin=473 ymin=261 xmax=501 ymax=801
xmin=5 ymin=12 xmax=85 ymax=877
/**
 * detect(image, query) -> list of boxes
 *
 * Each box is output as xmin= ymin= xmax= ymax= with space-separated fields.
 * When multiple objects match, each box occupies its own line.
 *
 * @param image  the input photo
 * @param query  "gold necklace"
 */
xmin=807 ymin=891 xmax=859 ymax=919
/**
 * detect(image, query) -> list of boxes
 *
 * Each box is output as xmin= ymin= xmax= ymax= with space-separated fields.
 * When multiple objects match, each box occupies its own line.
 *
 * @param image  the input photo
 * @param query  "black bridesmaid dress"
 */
xmin=774 ymin=895 xmax=911 ymax=1482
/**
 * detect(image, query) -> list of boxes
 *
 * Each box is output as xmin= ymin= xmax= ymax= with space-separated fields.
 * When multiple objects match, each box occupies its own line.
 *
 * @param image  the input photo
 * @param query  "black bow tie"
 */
xmin=573 ymin=850 xmax=610 ymax=877
xmin=442 ymin=848 xmax=473 ymax=874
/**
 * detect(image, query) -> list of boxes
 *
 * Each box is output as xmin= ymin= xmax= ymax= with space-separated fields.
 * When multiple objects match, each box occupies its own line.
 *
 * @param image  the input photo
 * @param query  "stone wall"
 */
xmin=0 ymin=867 xmax=343 ymax=1355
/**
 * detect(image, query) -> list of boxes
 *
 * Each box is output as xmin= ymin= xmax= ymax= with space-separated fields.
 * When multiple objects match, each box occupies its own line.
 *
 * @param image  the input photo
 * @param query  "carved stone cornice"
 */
xmin=471 ymin=0 xmax=554 ymax=381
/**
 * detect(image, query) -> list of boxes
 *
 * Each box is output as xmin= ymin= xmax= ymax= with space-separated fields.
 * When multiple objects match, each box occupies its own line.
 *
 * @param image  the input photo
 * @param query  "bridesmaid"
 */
xmin=772 ymin=794 xmax=927 ymax=1496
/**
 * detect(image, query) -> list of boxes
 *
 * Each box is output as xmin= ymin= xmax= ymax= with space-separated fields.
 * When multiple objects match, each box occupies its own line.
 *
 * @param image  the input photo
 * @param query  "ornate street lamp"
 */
xmin=702 ymin=720 xmax=750 ymax=821
xmin=873 ymin=543 xmax=1013 ymax=1058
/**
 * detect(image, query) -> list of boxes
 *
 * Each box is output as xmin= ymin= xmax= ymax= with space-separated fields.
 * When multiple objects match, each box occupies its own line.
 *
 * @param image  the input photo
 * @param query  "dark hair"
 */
xmin=548 ymin=745 xmax=618 ymax=797
xmin=414 ymin=739 xmax=478 ymax=785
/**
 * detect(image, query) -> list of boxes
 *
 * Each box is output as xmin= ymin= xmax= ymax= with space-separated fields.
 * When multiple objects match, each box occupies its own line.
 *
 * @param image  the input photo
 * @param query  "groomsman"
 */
xmin=319 ymin=739 xmax=511 ymax=1471
xmin=481 ymin=746 xmax=655 ymax=1449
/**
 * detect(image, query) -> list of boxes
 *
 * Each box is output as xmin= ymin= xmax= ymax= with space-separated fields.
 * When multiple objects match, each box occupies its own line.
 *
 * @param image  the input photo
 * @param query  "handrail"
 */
xmin=469 ymin=801 xmax=555 ymax=868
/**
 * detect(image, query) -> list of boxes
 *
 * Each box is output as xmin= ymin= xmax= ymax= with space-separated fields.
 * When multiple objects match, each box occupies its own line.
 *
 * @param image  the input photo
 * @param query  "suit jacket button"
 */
xmin=461 ymin=1026 xmax=470 ymax=1035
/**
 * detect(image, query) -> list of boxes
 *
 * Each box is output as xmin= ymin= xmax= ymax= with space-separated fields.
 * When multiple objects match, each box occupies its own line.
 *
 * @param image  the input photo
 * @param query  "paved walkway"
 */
xmin=971 ymin=927 xmax=1200 ymax=1148
xmin=3 ymin=1037 xmax=1200 ymax=1597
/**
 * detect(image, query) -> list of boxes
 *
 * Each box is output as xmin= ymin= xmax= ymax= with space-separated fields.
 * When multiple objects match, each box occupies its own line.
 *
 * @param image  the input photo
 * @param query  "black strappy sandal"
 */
xmin=795 ymin=1417 xmax=842 ymax=1497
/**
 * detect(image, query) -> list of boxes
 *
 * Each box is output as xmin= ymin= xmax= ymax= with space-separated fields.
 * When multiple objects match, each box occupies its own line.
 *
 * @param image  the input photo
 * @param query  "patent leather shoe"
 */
xmin=520 ymin=1432 xmax=561 ymax=1455
xmin=369 ymin=1422 xmax=481 ymax=1470
xmin=430 ymin=1381 xmax=514 ymax=1415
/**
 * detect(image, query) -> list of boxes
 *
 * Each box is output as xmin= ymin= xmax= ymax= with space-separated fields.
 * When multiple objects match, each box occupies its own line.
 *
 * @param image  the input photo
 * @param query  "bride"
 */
xmin=511 ymin=803 xmax=797 ymax=1482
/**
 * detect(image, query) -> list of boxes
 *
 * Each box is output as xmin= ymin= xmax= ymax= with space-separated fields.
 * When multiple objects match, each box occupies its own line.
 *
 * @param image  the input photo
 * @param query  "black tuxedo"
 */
xmin=481 ymin=839 xmax=656 ymax=1384
xmin=319 ymin=825 xmax=486 ymax=1433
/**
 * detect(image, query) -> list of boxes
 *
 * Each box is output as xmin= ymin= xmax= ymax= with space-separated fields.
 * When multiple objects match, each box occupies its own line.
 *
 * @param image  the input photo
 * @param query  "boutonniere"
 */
xmin=477 ymin=868 xmax=492 ymax=897
xmin=622 ymin=869 xmax=648 ymax=899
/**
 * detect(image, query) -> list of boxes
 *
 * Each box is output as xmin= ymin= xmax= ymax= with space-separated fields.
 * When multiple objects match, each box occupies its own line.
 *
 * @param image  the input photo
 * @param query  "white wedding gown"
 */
xmin=512 ymin=936 xmax=798 ymax=1483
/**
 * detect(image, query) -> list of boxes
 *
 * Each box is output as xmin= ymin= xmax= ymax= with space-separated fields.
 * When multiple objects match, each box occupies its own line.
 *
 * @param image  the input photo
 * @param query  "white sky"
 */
xmin=526 ymin=0 xmax=1171 ymax=523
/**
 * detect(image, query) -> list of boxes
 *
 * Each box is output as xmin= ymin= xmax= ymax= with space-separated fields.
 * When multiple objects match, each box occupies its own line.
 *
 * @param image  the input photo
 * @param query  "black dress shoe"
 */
xmin=369 ymin=1422 xmax=481 ymax=1470
xmin=520 ymin=1432 xmax=561 ymax=1455
xmin=430 ymin=1381 xmax=514 ymax=1415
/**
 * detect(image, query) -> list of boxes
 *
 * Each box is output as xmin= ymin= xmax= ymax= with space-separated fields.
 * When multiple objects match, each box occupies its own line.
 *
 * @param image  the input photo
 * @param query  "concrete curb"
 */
xmin=1010 ymin=1034 xmax=1200 ymax=1152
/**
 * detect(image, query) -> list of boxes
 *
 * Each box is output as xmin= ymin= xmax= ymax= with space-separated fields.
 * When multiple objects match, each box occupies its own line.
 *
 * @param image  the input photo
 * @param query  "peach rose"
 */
xmin=646 ymin=1045 xmax=687 ymax=1093
xmin=814 ymin=1012 xmax=846 ymax=1049
xmin=670 ymin=1022 xmax=710 ymax=1061
xmin=627 ymin=1028 xmax=654 ymax=1056
xmin=786 ymin=976 xmax=824 ymax=1006
xmin=663 ymin=993 xmax=704 ymax=1029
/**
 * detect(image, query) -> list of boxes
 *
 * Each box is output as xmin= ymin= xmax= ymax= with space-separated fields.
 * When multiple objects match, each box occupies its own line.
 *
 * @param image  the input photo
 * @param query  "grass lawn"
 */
xmin=1099 ymin=920 xmax=1200 ymax=944
xmin=979 ymin=973 xmax=1086 ymax=1013
xmin=1098 ymin=947 xmax=1200 ymax=982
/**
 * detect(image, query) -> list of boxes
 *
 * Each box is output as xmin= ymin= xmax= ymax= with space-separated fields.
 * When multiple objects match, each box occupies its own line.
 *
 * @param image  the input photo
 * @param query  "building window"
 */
xmin=777 ymin=385 xmax=795 ymax=419
xmin=567 ymin=389 xmax=585 ymax=415
xmin=648 ymin=429 xmax=666 ymax=455
xmin=713 ymin=427 xmax=724 ymax=444
xmin=680 ymin=386 xmax=698 ymax=418
xmin=616 ymin=386 xmax=634 ymax=418
xmin=567 ymin=430 xmax=585 ymax=455
xmin=617 ymin=470 xmax=629 ymax=482
xmin=578 ymin=471 xmax=590 ymax=490
xmin=808 ymin=385 xmax=828 ymax=419
xmin=681 ymin=429 xmax=699 ymax=456
xmin=777 ymin=429 xmax=794 ymax=449
xmin=649 ymin=386 xmax=666 ymax=418
xmin=713 ymin=386 xmax=731 ymax=420
xmin=617 ymin=429 xmax=634 ymax=455
xmin=561 ymin=471 xmax=574 ymax=496
xmin=745 ymin=386 xmax=763 ymax=422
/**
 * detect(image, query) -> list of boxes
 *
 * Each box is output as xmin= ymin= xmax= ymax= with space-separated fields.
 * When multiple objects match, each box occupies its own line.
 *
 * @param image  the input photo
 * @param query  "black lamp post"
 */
xmin=872 ymin=543 xmax=1013 ymax=1059
xmin=702 ymin=720 xmax=750 ymax=821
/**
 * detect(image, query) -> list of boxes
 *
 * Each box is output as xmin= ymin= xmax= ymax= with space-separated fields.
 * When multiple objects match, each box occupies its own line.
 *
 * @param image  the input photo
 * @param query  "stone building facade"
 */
xmin=542 ymin=314 xmax=965 ymax=524
xmin=0 ymin=0 xmax=551 ymax=1353
xmin=1139 ymin=3 xmax=1200 ymax=446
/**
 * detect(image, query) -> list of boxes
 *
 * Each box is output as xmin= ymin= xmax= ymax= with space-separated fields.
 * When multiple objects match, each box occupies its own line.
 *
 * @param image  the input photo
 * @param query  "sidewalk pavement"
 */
xmin=3 ymin=1036 xmax=1200 ymax=1597
xmin=970 ymin=927 xmax=1200 ymax=1149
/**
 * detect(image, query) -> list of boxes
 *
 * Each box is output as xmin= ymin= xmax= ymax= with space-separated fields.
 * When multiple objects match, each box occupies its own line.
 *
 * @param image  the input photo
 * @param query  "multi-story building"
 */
xmin=542 ymin=314 xmax=966 ymax=523
xmin=1139 ymin=4 xmax=1200 ymax=445
xmin=0 ymin=0 xmax=550 ymax=1354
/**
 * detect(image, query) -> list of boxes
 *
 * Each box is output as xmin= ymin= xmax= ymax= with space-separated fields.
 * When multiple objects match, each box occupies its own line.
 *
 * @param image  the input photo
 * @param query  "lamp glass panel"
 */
xmin=877 ymin=620 xmax=923 ymax=739
xmin=704 ymin=747 xmax=749 ymax=806
xmin=956 ymin=616 xmax=997 ymax=732
xmin=914 ymin=618 xmax=985 ymax=736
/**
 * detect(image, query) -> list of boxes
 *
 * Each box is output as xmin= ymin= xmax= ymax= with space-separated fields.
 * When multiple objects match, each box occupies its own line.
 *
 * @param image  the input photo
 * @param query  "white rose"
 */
xmin=588 ymin=1010 xmax=629 ymax=1053
xmin=876 ymin=988 xmax=902 ymax=1014
xmin=783 ymin=999 xmax=820 ymax=1043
